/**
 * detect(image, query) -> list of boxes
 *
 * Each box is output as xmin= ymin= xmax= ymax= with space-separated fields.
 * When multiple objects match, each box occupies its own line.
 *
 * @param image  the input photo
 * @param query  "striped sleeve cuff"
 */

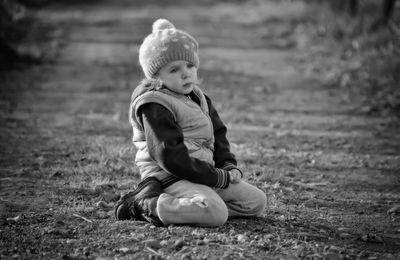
xmin=215 ymin=168 xmax=230 ymax=189
xmin=222 ymin=162 xmax=243 ymax=178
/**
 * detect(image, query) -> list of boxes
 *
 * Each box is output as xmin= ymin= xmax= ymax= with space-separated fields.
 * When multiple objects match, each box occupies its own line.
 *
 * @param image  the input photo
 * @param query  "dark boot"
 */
xmin=114 ymin=177 xmax=163 ymax=226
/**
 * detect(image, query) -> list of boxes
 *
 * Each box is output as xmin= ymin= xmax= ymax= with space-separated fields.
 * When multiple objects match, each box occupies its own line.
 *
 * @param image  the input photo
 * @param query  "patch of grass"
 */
xmin=46 ymin=135 xmax=140 ymax=189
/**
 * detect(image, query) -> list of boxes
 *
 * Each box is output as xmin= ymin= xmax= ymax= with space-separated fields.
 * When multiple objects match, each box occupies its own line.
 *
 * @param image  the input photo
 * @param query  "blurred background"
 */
xmin=1 ymin=0 xmax=399 ymax=117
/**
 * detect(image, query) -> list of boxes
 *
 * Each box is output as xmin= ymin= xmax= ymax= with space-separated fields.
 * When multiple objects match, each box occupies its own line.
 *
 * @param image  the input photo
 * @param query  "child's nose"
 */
xmin=181 ymin=68 xmax=190 ymax=79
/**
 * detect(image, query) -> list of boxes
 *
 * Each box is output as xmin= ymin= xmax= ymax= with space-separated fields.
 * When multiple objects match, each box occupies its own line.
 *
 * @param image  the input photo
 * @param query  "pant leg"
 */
xmin=156 ymin=180 xmax=228 ymax=226
xmin=217 ymin=181 xmax=266 ymax=218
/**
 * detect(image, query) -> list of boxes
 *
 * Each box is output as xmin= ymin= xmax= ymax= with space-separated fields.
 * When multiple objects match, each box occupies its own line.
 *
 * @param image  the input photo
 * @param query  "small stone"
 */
xmin=96 ymin=211 xmax=108 ymax=219
xmin=96 ymin=201 xmax=109 ymax=209
xmin=196 ymin=239 xmax=206 ymax=246
xmin=359 ymin=234 xmax=383 ymax=243
xmin=94 ymin=183 xmax=115 ymax=193
xmin=328 ymin=245 xmax=341 ymax=252
xmin=339 ymin=233 xmax=353 ymax=239
xmin=174 ymin=238 xmax=186 ymax=249
xmin=191 ymin=229 xmax=203 ymax=236
xmin=144 ymin=239 xmax=162 ymax=249
xmin=237 ymin=234 xmax=248 ymax=242
xmin=102 ymin=191 xmax=120 ymax=202
xmin=95 ymin=257 xmax=113 ymax=260
xmin=266 ymin=234 xmax=275 ymax=240
xmin=337 ymin=227 xmax=351 ymax=233
xmin=254 ymin=225 xmax=263 ymax=231
xmin=160 ymin=240 xmax=169 ymax=246
xmin=83 ymin=247 xmax=90 ymax=257
xmin=319 ymin=229 xmax=328 ymax=234
xmin=119 ymin=247 xmax=129 ymax=253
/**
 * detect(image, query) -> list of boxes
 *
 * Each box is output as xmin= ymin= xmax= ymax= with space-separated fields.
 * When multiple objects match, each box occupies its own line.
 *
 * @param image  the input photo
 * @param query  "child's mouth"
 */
xmin=183 ymin=83 xmax=193 ymax=88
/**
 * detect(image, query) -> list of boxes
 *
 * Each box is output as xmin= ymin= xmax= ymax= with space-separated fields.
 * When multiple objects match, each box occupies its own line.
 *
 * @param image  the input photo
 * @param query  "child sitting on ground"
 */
xmin=114 ymin=18 xmax=266 ymax=226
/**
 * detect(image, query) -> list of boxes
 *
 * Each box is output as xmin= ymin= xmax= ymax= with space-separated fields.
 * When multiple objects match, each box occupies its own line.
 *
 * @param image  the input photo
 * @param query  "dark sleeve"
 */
xmin=205 ymin=95 xmax=243 ymax=176
xmin=139 ymin=103 xmax=231 ymax=189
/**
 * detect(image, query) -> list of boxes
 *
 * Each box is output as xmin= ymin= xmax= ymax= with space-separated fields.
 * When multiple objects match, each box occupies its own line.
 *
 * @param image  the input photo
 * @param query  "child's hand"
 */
xmin=229 ymin=169 xmax=242 ymax=184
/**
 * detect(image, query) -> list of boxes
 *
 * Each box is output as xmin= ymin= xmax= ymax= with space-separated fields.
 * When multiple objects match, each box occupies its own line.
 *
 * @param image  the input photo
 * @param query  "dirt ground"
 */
xmin=1 ymin=1 xmax=400 ymax=259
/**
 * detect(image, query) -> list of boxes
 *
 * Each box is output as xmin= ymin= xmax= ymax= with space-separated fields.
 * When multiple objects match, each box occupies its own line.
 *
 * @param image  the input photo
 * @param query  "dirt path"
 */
xmin=1 ymin=1 xmax=399 ymax=259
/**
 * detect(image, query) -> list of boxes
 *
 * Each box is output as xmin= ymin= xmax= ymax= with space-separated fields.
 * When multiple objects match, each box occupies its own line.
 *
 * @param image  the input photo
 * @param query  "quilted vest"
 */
xmin=129 ymin=86 xmax=215 ymax=181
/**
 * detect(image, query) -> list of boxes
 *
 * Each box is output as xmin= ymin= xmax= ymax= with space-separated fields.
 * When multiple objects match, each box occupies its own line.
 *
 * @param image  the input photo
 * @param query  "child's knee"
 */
xmin=252 ymin=189 xmax=267 ymax=216
xmin=201 ymin=198 xmax=228 ymax=226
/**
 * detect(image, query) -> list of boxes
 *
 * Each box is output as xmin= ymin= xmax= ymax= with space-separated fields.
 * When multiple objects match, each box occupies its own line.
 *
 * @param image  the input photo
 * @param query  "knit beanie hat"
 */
xmin=139 ymin=18 xmax=200 ymax=79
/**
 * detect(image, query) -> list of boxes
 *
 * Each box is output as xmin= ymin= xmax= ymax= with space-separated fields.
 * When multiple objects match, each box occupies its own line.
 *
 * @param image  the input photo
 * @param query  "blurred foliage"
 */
xmin=298 ymin=0 xmax=400 ymax=118
xmin=0 ymin=0 xmax=61 ymax=67
xmin=1 ymin=0 xmax=399 ymax=117
xmin=0 ymin=0 xmax=27 ymax=63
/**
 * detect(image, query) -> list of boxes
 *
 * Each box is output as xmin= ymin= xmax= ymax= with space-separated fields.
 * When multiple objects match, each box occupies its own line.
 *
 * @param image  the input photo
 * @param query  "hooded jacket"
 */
xmin=129 ymin=79 xmax=241 ymax=189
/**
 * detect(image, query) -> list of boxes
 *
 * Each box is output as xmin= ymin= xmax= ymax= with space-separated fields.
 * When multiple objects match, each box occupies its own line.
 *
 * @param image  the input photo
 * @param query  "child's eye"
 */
xmin=187 ymin=63 xmax=195 ymax=68
xmin=169 ymin=68 xmax=178 ymax=73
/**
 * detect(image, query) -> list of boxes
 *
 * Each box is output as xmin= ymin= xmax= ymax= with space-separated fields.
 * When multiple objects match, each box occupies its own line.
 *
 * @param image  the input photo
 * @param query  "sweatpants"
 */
xmin=156 ymin=180 xmax=267 ymax=226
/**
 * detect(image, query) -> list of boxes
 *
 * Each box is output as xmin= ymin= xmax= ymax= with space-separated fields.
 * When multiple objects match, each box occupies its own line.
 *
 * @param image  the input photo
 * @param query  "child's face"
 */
xmin=157 ymin=60 xmax=198 ymax=95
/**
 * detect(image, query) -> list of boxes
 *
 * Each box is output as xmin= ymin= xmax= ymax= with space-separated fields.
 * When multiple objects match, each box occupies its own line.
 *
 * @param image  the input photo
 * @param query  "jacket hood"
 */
xmin=131 ymin=79 xmax=164 ymax=103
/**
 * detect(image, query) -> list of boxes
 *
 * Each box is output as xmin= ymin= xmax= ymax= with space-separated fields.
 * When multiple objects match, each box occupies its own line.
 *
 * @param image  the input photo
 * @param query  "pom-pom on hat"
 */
xmin=139 ymin=19 xmax=200 ymax=79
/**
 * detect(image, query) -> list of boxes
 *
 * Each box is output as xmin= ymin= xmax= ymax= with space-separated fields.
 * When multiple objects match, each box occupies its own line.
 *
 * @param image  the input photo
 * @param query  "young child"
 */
xmin=114 ymin=19 xmax=267 ymax=226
